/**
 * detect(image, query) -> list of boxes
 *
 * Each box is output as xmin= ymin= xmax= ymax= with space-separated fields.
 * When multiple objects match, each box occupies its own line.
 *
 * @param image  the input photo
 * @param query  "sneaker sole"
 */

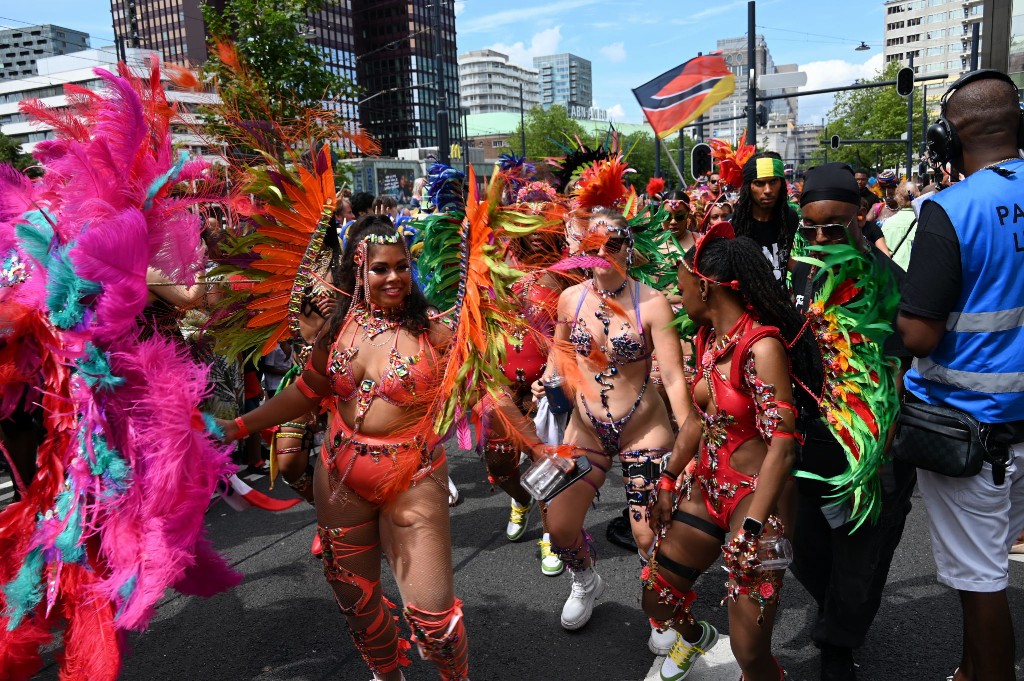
xmin=541 ymin=561 xmax=565 ymax=577
xmin=560 ymin=574 xmax=606 ymax=630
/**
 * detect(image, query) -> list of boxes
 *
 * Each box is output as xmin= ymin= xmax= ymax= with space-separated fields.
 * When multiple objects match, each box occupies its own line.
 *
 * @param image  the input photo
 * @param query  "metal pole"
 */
xmin=921 ymin=82 xmax=928 ymax=160
xmin=906 ymin=53 xmax=914 ymax=180
xmin=823 ymin=118 xmax=827 ymax=164
xmin=695 ymin=52 xmax=705 ymax=144
xmin=747 ymin=1 xmax=757 ymax=151
xmin=970 ymin=22 xmax=980 ymax=72
xmin=679 ymin=129 xmax=686 ymax=187
xmin=462 ymin=109 xmax=469 ymax=174
xmin=519 ymin=82 xmax=527 ymax=157
xmin=432 ymin=0 xmax=450 ymax=165
xmin=654 ymin=132 xmax=662 ymax=179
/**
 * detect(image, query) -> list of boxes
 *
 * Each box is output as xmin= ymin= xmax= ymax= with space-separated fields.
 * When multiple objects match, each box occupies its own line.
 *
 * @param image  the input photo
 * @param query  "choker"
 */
xmin=355 ymin=305 xmax=402 ymax=339
xmin=593 ymin=278 xmax=629 ymax=299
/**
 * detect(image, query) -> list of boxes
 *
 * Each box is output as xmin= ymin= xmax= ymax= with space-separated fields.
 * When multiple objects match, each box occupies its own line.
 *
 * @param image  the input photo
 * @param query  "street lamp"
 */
xmin=855 ymin=42 xmax=871 ymax=51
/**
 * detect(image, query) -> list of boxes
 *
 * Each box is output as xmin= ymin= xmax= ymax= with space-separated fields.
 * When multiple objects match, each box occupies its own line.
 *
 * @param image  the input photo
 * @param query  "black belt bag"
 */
xmin=892 ymin=396 xmax=1020 ymax=484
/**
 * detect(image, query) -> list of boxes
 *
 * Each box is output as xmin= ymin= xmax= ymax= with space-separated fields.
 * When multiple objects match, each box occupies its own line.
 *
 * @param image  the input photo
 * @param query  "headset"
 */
xmin=924 ymin=69 xmax=1024 ymax=169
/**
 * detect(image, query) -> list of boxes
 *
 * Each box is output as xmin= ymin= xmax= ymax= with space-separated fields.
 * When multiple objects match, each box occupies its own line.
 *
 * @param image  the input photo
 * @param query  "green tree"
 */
xmin=202 ymin=0 xmax=352 ymax=118
xmin=0 ymin=131 xmax=38 ymax=176
xmin=505 ymin=105 xmax=588 ymax=160
xmin=821 ymin=60 xmax=924 ymax=173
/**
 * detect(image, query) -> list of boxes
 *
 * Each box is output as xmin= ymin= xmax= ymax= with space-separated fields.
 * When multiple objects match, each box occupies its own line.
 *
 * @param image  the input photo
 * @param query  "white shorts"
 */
xmin=917 ymin=443 xmax=1024 ymax=592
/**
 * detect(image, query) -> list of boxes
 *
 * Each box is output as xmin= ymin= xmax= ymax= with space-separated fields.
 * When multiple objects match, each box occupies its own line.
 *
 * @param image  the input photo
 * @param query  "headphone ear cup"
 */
xmin=926 ymin=118 xmax=954 ymax=166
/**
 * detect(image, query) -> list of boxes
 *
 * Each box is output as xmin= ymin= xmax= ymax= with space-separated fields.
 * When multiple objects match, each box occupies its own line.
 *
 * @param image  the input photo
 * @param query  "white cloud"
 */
xmin=488 ymin=27 xmax=563 ymax=69
xmin=600 ymin=42 xmax=627 ymax=63
xmin=798 ymin=53 xmax=886 ymax=123
xmin=606 ymin=104 xmax=626 ymax=121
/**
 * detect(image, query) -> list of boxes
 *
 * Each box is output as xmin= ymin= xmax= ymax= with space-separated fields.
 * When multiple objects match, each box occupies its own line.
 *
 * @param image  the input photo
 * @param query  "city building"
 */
xmin=706 ymin=35 xmax=796 ymax=139
xmin=0 ymin=24 xmax=90 ymax=81
xmin=458 ymin=49 xmax=539 ymax=115
xmin=109 ymin=0 xmax=461 ymax=159
xmin=0 ymin=47 xmax=217 ymax=157
xmin=352 ymin=0 xmax=461 ymax=158
xmin=110 ymin=0 xmax=210 ymax=65
xmin=882 ymin=0 xmax=984 ymax=82
xmin=1012 ymin=0 xmax=1024 ymax=84
xmin=533 ymin=53 xmax=592 ymax=111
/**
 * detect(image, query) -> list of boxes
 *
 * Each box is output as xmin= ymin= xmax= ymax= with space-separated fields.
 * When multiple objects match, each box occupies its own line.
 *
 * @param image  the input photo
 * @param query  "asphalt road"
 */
xmin=17 ymin=448 xmax=1024 ymax=681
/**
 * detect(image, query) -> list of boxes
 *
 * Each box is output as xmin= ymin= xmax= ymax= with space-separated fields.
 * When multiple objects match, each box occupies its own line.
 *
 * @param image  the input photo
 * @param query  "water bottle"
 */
xmin=543 ymin=373 xmax=573 ymax=414
xmin=756 ymin=535 xmax=793 ymax=571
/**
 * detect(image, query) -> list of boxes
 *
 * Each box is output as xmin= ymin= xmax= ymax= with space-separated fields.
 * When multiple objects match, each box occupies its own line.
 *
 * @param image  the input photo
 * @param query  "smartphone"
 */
xmin=542 ymin=456 xmax=593 ymax=502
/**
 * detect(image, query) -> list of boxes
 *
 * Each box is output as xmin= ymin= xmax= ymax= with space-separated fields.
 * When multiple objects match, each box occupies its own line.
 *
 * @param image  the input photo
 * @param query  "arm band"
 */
xmin=661 ymin=468 xmax=679 ymax=480
xmin=234 ymin=416 xmax=250 ymax=441
xmin=294 ymin=375 xmax=323 ymax=400
xmin=657 ymin=475 xmax=677 ymax=493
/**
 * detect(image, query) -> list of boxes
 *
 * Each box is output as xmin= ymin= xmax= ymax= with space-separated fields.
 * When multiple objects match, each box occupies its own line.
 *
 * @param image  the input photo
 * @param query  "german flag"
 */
xmin=632 ymin=54 xmax=735 ymax=139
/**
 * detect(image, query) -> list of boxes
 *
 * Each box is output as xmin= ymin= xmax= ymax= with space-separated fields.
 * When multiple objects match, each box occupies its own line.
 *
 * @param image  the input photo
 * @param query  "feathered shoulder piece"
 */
xmin=709 ymin=132 xmax=755 ymax=189
xmin=548 ymin=142 xmax=613 ymax=193
xmin=792 ymin=242 xmax=902 ymax=529
xmin=202 ymin=40 xmax=378 ymax=360
xmin=424 ymin=162 xmax=466 ymax=213
xmin=414 ymin=168 xmax=551 ymax=436
xmin=0 ymin=60 xmax=237 ymax=681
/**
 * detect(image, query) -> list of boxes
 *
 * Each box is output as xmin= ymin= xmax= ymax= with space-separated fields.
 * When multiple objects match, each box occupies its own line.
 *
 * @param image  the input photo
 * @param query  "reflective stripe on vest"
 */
xmin=914 ymin=357 xmax=1024 ymax=394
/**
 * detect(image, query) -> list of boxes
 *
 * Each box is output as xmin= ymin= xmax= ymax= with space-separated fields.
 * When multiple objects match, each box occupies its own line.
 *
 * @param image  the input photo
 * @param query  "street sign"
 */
xmin=758 ymin=71 xmax=808 ymax=90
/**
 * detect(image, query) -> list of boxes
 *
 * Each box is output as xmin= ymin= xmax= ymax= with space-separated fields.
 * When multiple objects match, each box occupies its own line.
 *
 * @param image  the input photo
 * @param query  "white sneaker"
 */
xmin=505 ymin=498 xmax=535 ymax=541
xmin=649 ymin=624 xmax=678 ymax=656
xmin=660 ymin=620 xmax=719 ymax=680
xmin=448 ymin=476 xmax=459 ymax=506
xmin=560 ymin=568 xmax=606 ymax=630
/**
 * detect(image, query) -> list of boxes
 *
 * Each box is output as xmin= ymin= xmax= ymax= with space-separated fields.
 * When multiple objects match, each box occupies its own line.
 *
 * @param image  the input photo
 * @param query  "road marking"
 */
xmin=644 ymin=633 xmax=741 ymax=680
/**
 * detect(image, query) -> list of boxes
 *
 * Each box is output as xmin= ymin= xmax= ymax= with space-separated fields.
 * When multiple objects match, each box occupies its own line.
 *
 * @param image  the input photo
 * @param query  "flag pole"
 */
xmin=659 ymin=136 xmax=685 ymax=186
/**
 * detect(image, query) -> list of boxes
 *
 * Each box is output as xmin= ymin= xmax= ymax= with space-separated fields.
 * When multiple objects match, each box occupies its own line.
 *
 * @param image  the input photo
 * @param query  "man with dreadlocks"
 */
xmin=730 ymin=151 xmax=799 ymax=283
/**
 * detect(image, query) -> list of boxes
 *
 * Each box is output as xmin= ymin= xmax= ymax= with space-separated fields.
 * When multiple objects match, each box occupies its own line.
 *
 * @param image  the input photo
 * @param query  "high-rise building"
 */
xmin=458 ymin=49 xmax=539 ymax=115
xmin=882 ymin=0 xmax=984 ymax=82
xmin=352 ymin=0 xmax=461 ymax=158
xmin=533 ymin=53 xmax=592 ymax=111
xmin=1011 ymin=0 xmax=1024 ymax=84
xmin=110 ymin=0 xmax=461 ymax=158
xmin=0 ymin=24 xmax=90 ymax=81
xmin=706 ymin=35 xmax=795 ymax=139
xmin=110 ymin=0 xmax=209 ymax=66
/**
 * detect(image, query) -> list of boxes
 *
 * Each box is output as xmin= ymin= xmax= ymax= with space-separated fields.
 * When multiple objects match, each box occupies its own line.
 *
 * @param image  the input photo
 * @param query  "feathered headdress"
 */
xmin=425 ymin=162 xmax=466 ymax=213
xmin=496 ymin=153 xmax=535 ymax=205
xmin=709 ymin=132 xmax=755 ymax=190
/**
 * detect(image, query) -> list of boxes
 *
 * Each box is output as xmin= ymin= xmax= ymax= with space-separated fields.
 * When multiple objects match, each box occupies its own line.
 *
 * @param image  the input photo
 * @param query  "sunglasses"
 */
xmin=709 ymin=179 xmax=720 ymax=184
xmin=584 ymin=236 xmax=628 ymax=256
xmin=798 ymin=221 xmax=850 ymax=242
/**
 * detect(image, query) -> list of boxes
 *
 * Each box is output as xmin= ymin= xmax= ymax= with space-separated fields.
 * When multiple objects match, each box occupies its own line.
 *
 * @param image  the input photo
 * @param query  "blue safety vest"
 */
xmin=904 ymin=159 xmax=1024 ymax=423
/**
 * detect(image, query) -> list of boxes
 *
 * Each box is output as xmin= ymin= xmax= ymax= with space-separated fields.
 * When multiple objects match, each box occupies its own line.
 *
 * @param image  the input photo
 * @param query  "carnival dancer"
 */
xmin=730 ymin=152 xmax=799 ymax=283
xmin=221 ymin=216 xmax=470 ymax=680
xmin=544 ymin=192 xmax=689 ymax=655
xmin=645 ymin=224 xmax=822 ymax=681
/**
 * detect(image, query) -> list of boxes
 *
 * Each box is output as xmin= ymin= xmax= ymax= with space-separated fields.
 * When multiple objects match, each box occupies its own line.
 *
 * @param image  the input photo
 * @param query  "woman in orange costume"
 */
xmin=221 ymin=215 xmax=472 ymax=681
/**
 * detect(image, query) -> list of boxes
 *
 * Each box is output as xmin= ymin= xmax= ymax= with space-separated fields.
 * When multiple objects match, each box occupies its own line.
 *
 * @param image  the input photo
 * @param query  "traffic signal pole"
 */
xmin=747 ymin=1 xmax=757 ymax=151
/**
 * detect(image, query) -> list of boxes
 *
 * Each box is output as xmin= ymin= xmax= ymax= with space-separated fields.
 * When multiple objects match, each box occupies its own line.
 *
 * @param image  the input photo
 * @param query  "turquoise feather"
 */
xmin=2 ymin=547 xmax=45 ymax=630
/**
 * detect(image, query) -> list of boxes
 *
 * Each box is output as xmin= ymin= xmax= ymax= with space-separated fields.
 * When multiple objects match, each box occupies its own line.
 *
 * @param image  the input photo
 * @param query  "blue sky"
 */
xmin=6 ymin=0 xmax=887 ymax=125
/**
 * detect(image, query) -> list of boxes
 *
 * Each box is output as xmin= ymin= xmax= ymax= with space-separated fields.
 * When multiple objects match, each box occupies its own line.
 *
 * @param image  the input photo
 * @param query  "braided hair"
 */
xmin=685 ymin=236 xmax=822 ymax=396
xmin=320 ymin=214 xmax=432 ymax=348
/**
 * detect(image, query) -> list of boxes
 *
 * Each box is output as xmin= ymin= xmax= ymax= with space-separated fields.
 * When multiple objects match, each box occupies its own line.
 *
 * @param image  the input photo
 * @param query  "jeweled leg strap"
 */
xmin=404 ymin=598 xmax=469 ymax=681
xmin=318 ymin=524 xmax=411 ymax=674
xmin=550 ymin=527 xmax=596 ymax=573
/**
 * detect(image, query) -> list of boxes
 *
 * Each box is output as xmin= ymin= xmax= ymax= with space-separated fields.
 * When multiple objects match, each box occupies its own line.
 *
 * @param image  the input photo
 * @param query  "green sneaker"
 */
xmin=659 ymin=620 xmax=718 ymax=680
xmin=505 ymin=498 xmax=535 ymax=541
xmin=539 ymin=534 xmax=564 ymax=576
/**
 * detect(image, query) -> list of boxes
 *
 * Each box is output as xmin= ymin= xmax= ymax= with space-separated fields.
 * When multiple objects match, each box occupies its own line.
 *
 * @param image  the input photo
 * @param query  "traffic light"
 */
xmin=830 ymin=135 xmax=841 ymax=150
xmin=896 ymin=67 xmax=915 ymax=97
xmin=691 ymin=143 xmax=712 ymax=181
xmin=756 ymin=105 xmax=768 ymax=128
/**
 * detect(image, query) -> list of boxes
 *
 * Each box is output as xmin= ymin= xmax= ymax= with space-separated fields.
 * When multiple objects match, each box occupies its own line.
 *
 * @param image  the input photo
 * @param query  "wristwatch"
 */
xmin=742 ymin=516 xmax=764 ymax=537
